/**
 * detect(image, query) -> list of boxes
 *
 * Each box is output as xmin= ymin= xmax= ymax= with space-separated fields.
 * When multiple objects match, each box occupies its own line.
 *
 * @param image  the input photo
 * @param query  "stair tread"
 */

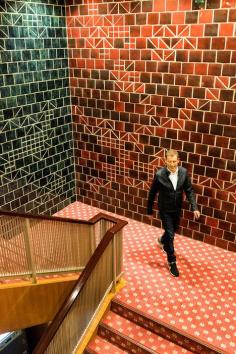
xmin=101 ymin=310 xmax=193 ymax=353
xmin=87 ymin=335 xmax=129 ymax=353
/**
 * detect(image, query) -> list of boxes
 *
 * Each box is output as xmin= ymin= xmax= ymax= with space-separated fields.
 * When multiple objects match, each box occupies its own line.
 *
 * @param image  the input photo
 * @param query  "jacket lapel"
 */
xmin=163 ymin=168 xmax=174 ymax=189
xmin=176 ymin=167 xmax=185 ymax=189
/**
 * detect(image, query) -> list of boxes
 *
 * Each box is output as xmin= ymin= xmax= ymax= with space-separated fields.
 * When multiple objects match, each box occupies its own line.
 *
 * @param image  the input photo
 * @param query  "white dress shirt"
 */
xmin=168 ymin=168 xmax=178 ymax=190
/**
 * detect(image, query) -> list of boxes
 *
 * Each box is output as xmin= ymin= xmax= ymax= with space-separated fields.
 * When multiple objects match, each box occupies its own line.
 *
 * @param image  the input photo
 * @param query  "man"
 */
xmin=147 ymin=149 xmax=200 ymax=277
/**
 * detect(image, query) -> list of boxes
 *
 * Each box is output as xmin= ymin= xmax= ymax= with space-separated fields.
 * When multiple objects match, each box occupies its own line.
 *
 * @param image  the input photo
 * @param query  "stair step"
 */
xmin=111 ymin=299 xmax=220 ymax=354
xmin=98 ymin=310 xmax=193 ymax=353
xmin=86 ymin=335 xmax=128 ymax=353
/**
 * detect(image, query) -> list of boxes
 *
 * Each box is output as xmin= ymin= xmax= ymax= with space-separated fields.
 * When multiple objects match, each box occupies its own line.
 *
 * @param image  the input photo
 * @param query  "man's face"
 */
xmin=165 ymin=154 xmax=179 ymax=173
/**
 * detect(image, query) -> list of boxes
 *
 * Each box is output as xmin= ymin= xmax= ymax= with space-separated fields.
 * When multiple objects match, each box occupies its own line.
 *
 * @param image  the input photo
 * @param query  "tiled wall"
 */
xmin=68 ymin=0 xmax=236 ymax=251
xmin=0 ymin=0 xmax=75 ymax=214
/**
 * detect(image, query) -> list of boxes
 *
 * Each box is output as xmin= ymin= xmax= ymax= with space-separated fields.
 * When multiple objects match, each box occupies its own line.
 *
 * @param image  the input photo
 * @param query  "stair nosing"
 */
xmin=112 ymin=298 xmax=227 ymax=354
xmin=99 ymin=322 xmax=161 ymax=354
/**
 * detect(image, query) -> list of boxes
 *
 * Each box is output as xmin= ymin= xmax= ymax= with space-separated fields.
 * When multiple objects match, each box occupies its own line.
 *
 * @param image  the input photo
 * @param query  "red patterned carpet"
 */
xmin=56 ymin=202 xmax=236 ymax=354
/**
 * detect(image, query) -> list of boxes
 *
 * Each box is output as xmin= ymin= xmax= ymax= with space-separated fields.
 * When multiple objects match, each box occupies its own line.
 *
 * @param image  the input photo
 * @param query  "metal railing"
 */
xmin=0 ymin=210 xmax=121 ymax=283
xmin=31 ymin=214 xmax=127 ymax=354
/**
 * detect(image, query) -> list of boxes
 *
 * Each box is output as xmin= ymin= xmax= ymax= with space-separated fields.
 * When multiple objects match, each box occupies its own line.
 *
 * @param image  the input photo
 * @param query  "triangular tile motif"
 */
xmin=147 ymin=38 xmax=159 ymax=49
xmin=216 ymin=77 xmax=229 ymax=89
xmin=199 ymin=177 xmax=211 ymax=186
xmin=153 ymin=26 xmax=164 ymax=37
xmin=161 ymin=118 xmax=172 ymax=128
xmin=150 ymin=156 xmax=161 ymax=166
xmin=186 ymin=98 xmax=198 ymax=109
xmin=140 ymin=95 xmax=150 ymax=105
xmin=178 ymin=25 xmax=190 ymax=37
xmin=152 ymin=49 xmax=163 ymax=61
xmin=159 ymin=38 xmax=170 ymax=49
xmin=184 ymin=38 xmax=196 ymax=49
xmin=129 ymin=134 xmax=139 ymax=144
xmin=150 ymin=116 xmax=161 ymax=126
xmin=134 ymin=83 xmax=144 ymax=93
xmin=164 ymin=50 xmax=175 ymax=61
xmin=119 ymin=3 xmax=130 ymax=14
xmin=224 ymin=181 xmax=236 ymax=193
xmin=109 ymin=3 xmax=118 ymax=14
xmin=0 ymin=28 xmax=8 ymax=38
xmin=145 ymin=105 xmax=155 ymax=115
xmin=0 ymin=3 xmax=6 ymax=12
xmin=211 ymin=179 xmax=224 ymax=190
xmin=172 ymin=119 xmax=184 ymax=129
xmin=124 ymin=82 xmax=134 ymax=92
xmin=198 ymin=100 xmax=210 ymax=110
xmin=206 ymin=88 xmax=219 ymax=100
xmin=165 ymin=25 xmax=177 ymax=37
xmin=172 ymin=38 xmax=184 ymax=49
xmin=229 ymin=193 xmax=236 ymax=203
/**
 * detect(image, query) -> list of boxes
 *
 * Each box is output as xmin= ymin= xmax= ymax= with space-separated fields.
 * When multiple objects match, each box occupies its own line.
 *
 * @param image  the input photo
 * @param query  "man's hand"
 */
xmin=194 ymin=210 xmax=200 ymax=219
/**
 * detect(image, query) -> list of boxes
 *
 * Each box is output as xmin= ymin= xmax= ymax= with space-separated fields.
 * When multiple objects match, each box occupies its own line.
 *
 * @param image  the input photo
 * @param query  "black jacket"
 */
xmin=147 ymin=166 xmax=198 ymax=214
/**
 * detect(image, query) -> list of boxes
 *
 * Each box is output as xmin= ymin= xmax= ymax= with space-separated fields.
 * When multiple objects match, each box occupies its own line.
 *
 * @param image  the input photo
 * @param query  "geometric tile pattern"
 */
xmin=67 ymin=0 xmax=236 ymax=251
xmin=0 ymin=0 xmax=75 ymax=214
xmin=57 ymin=202 xmax=236 ymax=354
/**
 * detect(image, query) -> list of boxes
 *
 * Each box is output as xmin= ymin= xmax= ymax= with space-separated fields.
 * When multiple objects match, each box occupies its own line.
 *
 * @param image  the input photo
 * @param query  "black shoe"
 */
xmin=157 ymin=237 xmax=167 ymax=254
xmin=168 ymin=262 xmax=179 ymax=277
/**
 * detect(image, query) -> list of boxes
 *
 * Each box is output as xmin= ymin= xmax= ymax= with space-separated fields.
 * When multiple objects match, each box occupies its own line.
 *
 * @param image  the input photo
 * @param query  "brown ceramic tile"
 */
xmin=168 ymin=85 xmax=180 ymax=97
xmin=208 ymin=64 xmax=222 ymax=76
xmin=208 ymin=146 xmax=221 ymax=157
xmin=160 ymin=12 xmax=172 ymax=24
xmin=136 ymin=13 xmax=146 ymax=25
xmin=205 ymin=24 xmax=218 ymax=36
xmin=68 ymin=2 xmax=236 ymax=251
xmin=207 ymin=0 xmax=221 ymax=9
xmin=186 ymin=11 xmax=198 ymax=23
xmin=229 ymin=9 xmax=236 ymax=22
xmin=213 ymin=9 xmax=228 ymax=22
xmin=198 ymin=38 xmax=211 ymax=50
xmin=212 ymin=38 xmax=225 ymax=50
xmin=163 ymin=74 xmax=175 ymax=85
xmin=220 ymin=90 xmax=234 ymax=102
xmin=203 ymin=51 xmax=216 ymax=63
xmin=142 ymin=1 xmax=153 ymax=12
xmin=193 ymin=87 xmax=205 ymax=99
xmin=170 ymin=62 xmax=182 ymax=73
xmin=218 ymin=51 xmax=232 ymax=65
xmin=152 ymin=73 xmax=162 ymax=84
xmin=176 ymin=51 xmax=189 ymax=62
xmin=222 ymin=65 xmax=236 ymax=77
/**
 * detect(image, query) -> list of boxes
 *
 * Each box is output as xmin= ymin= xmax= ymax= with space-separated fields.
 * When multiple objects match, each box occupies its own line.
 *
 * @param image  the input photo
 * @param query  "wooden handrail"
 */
xmin=0 ymin=209 xmax=120 ymax=226
xmin=30 ymin=214 xmax=127 ymax=354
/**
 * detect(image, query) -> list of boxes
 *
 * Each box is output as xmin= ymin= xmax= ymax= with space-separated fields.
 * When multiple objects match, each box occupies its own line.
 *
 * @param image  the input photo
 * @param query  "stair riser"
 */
xmin=84 ymin=349 xmax=97 ymax=354
xmin=98 ymin=324 xmax=157 ymax=354
xmin=111 ymin=300 xmax=219 ymax=354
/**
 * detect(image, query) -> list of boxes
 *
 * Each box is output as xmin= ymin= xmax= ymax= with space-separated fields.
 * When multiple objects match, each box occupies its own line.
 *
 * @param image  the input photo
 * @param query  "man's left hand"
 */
xmin=194 ymin=210 xmax=200 ymax=219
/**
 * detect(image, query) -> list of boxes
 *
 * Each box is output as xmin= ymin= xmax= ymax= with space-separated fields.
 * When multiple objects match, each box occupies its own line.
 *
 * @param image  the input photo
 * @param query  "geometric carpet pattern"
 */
xmin=56 ymin=202 xmax=236 ymax=353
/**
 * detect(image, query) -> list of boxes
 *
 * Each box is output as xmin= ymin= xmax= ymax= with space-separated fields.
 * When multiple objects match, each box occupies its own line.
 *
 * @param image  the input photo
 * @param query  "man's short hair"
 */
xmin=166 ymin=149 xmax=179 ymax=158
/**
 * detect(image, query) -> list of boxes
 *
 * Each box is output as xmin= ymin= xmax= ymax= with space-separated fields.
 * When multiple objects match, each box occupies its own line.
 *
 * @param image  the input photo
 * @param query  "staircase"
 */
xmin=85 ymin=298 xmax=220 ymax=354
xmin=57 ymin=202 xmax=236 ymax=354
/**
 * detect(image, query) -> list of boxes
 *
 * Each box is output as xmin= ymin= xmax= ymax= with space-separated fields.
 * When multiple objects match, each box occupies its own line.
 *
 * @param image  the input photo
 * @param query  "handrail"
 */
xmin=0 ymin=209 xmax=103 ymax=226
xmin=31 ymin=213 xmax=127 ymax=354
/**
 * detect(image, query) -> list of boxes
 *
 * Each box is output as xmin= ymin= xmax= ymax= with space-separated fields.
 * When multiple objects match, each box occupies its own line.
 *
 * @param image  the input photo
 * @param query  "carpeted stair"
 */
xmin=85 ymin=303 xmax=195 ymax=353
xmin=85 ymin=297 xmax=224 ymax=354
xmin=57 ymin=202 xmax=236 ymax=354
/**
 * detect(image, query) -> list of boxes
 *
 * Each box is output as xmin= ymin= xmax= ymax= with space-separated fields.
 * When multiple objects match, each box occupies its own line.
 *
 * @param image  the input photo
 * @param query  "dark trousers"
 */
xmin=159 ymin=211 xmax=181 ymax=264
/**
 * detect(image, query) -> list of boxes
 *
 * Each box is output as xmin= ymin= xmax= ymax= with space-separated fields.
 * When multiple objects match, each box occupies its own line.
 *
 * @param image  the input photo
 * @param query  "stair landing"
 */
xmin=56 ymin=202 xmax=236 ymax=354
